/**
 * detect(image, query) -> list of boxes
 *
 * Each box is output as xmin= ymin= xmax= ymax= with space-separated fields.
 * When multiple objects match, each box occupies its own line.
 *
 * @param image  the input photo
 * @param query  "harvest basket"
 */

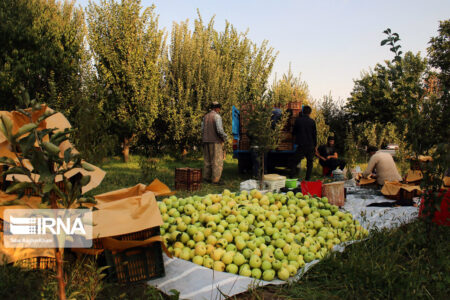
xmin=322 ymin=181 xmax=345 ymax=207
xmin=103 ymin=227 xmax=165 ymax=283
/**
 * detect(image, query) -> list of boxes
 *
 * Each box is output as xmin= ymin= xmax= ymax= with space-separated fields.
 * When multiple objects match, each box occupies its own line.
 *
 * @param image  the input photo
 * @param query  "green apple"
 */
xmin=226 ymin=263 xmax=238 ymax=274
xmin=262 ymin=269 xmax=275 ymax=281
xmin=286 ymin=264 xmax=298 ymax=277
xmin=262 ymin=252 xmax=275 ymax=263
xmin=222 ymin=251 xmax=235 ymax=265
xmin=213 ymin=261 xmax=225 ymax=272
xmin=222 ymin=231 xmax=233 ymax=243
xmin=275 ymin=239 xmax=286 ymax=249
xmin=193 ymin=255 xmax=204 ymax=265
xmin=246 ymin=240 xmax=257 ymax=250
xmin=249 ymin=254 xmax=262 ymax=268
xmin=304 ymin=252 xmax=315 ymax=263
xmin=186 ymin=239 xmax=195 ymax=248
xmin=272 ymin=259 xmax=282 ymax=270
xmin=277 ymin=267 xmax=290 ymax=280
xmin=239 ymin=264 xmax=252 ymax=277
xmin=233 ymin=252 xmax=246 ymax=266
xmin=206 ymin=235 xmax=217 ymax=246
xmin=226 ymin=243 xmax=237 ymax=252
xmin=261 ymin=260 xmax=272 ymax=271
xmin=251 ymin=268 xmax=262 ymax=279
xmin=242 ymin=248 xmax=253 ymax=259
xmin=274 ymin=248 xmax=285 ymax=260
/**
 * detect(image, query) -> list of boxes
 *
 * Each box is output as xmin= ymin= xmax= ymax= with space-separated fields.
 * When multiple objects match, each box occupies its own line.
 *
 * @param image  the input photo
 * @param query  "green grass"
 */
xmin=88 ymin=153 xmax=334 ymax=198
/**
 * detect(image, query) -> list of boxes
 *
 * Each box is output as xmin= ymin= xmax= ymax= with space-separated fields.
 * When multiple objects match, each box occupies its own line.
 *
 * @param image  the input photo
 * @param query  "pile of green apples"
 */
xmin=158 ymin=189 xmax=368 ymax=281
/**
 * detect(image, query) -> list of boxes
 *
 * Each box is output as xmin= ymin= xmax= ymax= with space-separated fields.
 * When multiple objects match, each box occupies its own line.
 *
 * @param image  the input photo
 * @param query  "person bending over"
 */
xmin=363 ymin=145 xmax=402 ymax=185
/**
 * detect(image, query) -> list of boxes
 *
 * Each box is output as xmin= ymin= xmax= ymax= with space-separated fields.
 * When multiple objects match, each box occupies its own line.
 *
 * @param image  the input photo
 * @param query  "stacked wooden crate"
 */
xmin=175 ymin=167 xmax=202 ymax=191
xmin=238 ymin=104 xmax=252 ymax=150
xmin=276 ymin=102 xmax=302 ymax=151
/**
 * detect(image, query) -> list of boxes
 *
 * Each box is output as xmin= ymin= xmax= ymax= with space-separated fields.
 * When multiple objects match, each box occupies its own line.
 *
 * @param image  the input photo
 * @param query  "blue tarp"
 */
xmin=232 ymin=106 xmax=240 ymax=140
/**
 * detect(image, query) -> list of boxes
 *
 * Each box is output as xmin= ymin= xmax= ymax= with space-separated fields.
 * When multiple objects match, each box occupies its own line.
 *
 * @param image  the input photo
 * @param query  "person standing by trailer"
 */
xmin=289 ymin=105 xmax=316 ymax=180
xmin=202 ymin=102 xmax=228 ymax=184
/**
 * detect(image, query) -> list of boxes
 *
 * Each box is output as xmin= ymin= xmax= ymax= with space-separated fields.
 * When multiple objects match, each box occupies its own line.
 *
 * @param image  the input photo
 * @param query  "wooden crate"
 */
xmin=175 ymin=182 xmax=201 ymax=191
xmin=239 ymin=134 xmax=250 ymax=150
xmin=175 ymin=168 xmax=202 ymax=191
xmin=385 ymin=189 xmax=417 ymax=201
xmin=103 ymin=227 xmax=165 ymax=283
xmin=276 ymin=142 xmax=293 ymax=151
xmin=15 ymin=256 xmax=56 ymax=271
xmin=175 ymin=168 xmax=202 ymax=184
xmin=289 ymin=109 xmax=301 ymax=118
xmin=280 ymin=131 xmax=293 ymax=142
xmin=286 ymin=101 xmax=302 ymax=110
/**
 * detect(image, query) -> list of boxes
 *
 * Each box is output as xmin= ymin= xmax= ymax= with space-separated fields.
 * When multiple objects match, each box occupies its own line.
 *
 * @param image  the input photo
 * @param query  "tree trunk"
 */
xmin=259 ymin=152 xmax=264 ymax=190
xmin=55 ymin=249 xmax=66 ymax=300
xmin=50 ymin=197 xmax=66 ymax=300
xmin=123 ymin=137 xmax=130 ymax=163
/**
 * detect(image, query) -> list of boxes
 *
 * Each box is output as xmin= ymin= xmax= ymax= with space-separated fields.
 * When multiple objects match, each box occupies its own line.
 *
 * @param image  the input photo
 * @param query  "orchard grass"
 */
xmin=88 ymin=153 xmax=335 ymax=198
xmin=2 ymin=154 xmax=446 ymax=299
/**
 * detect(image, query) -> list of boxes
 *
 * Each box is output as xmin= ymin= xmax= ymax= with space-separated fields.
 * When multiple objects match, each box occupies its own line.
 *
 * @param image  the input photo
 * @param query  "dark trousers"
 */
xmin=251 ymin=149 xmax=268 ymax=178
xmin=319 ymin=158 xmax=346 ymax=174
xmin=290 ymin=145 xmax=315 ymax=180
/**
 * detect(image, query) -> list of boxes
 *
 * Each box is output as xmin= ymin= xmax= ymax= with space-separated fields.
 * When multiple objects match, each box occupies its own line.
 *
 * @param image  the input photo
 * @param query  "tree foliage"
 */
xmin=86 ymin=0 xmax=165 ymax=160
xmin=346 ymin=50 xmax=427 ymax=127
xmin=159 ymin=14 xmax=276 ymax=152
xmin=270 ymin=65 xmax=309 ymax=107
xmin=0 ymin=0 xmax=86 ymax=111
xmin=245 ymin=96 xmax=288 ymax=187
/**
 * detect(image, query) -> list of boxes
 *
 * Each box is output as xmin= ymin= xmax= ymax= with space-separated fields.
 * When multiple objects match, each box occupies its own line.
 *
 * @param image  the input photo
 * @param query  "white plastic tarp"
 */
xmin=148 ymin=188 xmax=419 ymax=300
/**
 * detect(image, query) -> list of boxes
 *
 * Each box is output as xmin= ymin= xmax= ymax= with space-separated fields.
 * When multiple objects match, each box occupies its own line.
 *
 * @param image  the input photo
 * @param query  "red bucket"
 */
xmin=301 ymin=180 xmax=323 ymax=197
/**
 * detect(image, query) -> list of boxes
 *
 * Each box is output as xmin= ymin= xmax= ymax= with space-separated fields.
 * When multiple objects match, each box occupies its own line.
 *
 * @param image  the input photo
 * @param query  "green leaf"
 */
xmin=81 ymin=162 xmax=95 ymax=172
xmin=42 ymin=183 xmax=54 ymax=193
xmin=64 ymin=148 xmax=72 ymax=164
xmin=79 ymin=175 xmax=91 ymax=187
xmin=380 ymin=39 xmax=388 ymax=46
xmin=0 ymin=115 xmax=13 ymax=140
xmin=0 ymin=157 xmax=16 ymax=165
xmin=42 ymin=142 xmax=61 ymax=155
xmin=17 ymin=109 xmax=31 ymax=118
xmin=5 ymin=182 xmax=34 ymax=194
xmin=18 ymin=132 xmax=36 ymax=154
xmin=37 ymin=111 xmax=57 ymax=124
xmin=13 ymin=123 xmax=37 ymax=139
xmin=30 ymin=151 xmax=53 ymax=182
xmin=2 ymin=167 xmax=28 ymax=176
